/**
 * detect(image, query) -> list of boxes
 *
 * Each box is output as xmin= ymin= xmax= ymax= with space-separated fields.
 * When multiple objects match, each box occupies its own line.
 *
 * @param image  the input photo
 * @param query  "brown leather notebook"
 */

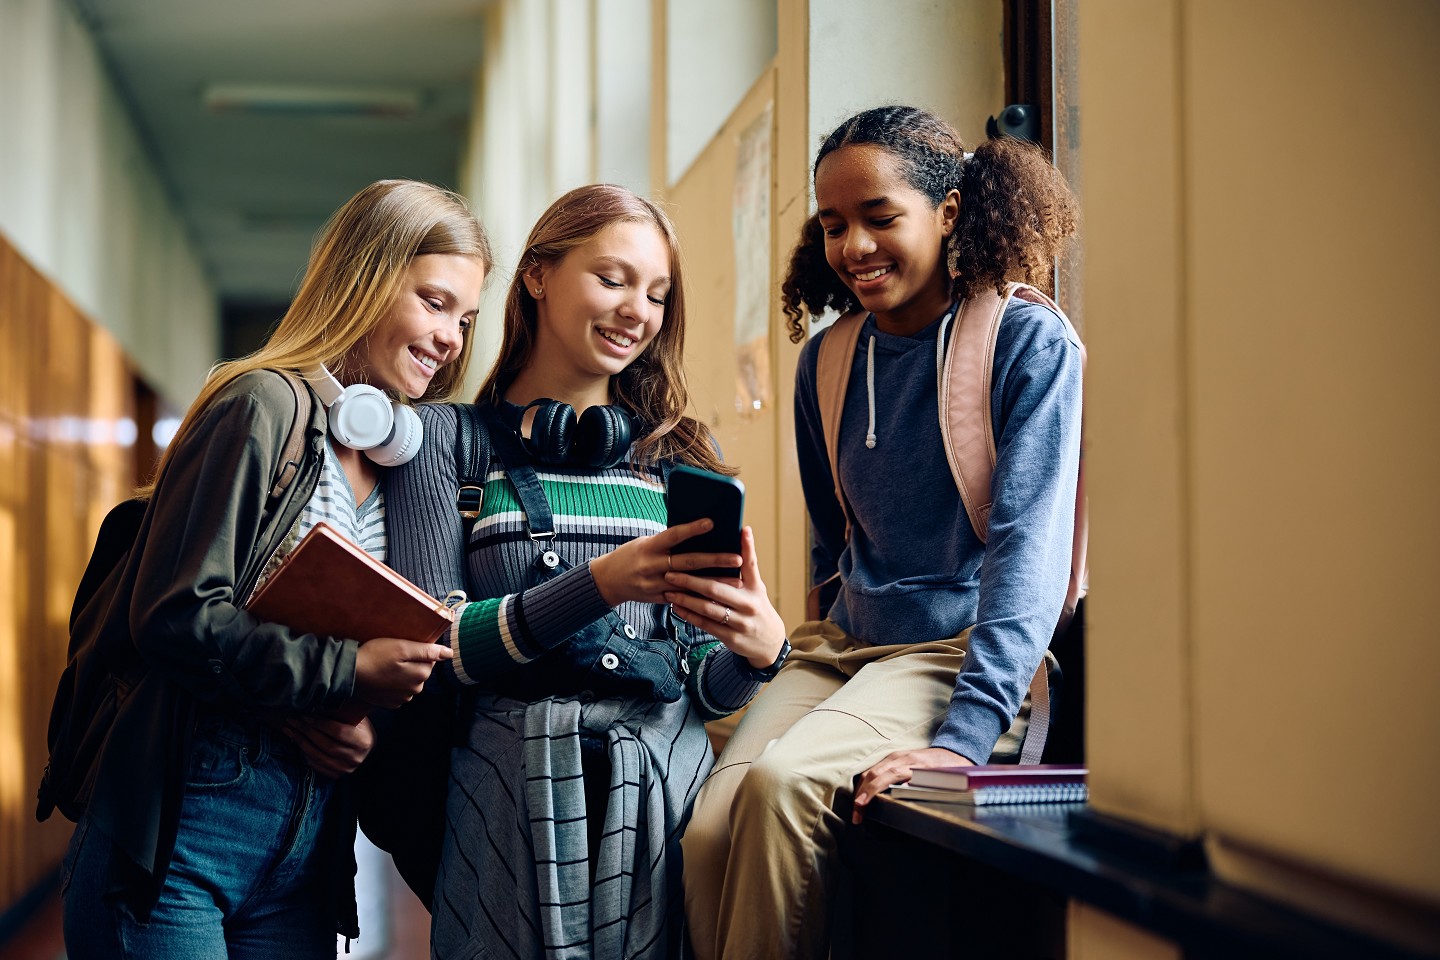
xmin=245 ymin=521 xmax=453 ymax=721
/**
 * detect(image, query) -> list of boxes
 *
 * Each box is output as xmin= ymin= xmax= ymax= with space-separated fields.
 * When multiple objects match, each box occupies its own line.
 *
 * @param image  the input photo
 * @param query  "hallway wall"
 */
xmin=1078 ymin=0 xmax=1440 ymax=951
xmin=0 ymin=0 xmax=220 ymax=408
xmin=0 ymin=233 xmax=146 ymax=911
xmin=0 ymin=0 xmax=214 ymax=919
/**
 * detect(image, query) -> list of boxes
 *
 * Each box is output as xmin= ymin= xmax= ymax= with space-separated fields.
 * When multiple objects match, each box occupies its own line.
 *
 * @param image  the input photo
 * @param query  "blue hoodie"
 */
xmin=795 ymin=298 xmax=1083 ymax=763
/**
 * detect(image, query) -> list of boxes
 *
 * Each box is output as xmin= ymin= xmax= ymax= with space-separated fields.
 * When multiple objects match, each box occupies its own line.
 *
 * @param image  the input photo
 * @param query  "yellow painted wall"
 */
xmin=665 ymin=66 xmax=787 ymax=600
xmin=657 ymin=0 xmax=815 ymax=636
xmin=1078 ymin=0 xmax=1197 ymax=839
xmin=1080 ymin=0 xmax=1440 ymax=921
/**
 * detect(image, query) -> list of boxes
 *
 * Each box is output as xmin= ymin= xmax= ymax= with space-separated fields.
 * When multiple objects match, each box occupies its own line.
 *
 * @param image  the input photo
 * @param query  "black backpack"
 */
xmin=36 ymin=373 xmax=312 ymax=823
xmin=353 ymin=402 xmax=490 ymax=909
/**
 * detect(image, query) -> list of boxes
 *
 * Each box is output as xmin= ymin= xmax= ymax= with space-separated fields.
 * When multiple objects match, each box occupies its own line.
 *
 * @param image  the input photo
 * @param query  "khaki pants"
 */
xmin=680 ymin=619 xmax=1027 ymax=960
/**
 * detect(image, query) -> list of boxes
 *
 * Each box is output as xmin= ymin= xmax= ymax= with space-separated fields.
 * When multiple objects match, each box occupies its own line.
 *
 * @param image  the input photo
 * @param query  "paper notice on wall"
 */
xmin=733 ymin=102 xmax=772 ymax=420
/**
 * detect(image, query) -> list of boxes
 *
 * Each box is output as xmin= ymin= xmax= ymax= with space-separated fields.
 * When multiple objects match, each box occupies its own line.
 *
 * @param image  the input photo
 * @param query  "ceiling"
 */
xmin=71 ymin=0 xmax=490 ymax=346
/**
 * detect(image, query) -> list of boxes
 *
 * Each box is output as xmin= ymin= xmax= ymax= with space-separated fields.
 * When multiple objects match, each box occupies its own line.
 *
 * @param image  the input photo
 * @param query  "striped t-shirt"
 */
xmin=252 ymin=435 xmax=387 ymax=596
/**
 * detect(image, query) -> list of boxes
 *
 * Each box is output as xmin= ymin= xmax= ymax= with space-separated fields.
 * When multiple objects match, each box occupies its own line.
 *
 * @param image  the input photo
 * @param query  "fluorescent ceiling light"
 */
xmin=203 ymin=83 xmax=422 ymax=118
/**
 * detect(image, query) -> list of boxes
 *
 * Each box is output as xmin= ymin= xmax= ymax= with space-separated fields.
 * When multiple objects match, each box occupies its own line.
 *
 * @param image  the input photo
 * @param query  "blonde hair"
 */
xmin=479 ymin=183 xmax=728 ymax=474
xmin=146 ymin=179 xmax=491 ymax=492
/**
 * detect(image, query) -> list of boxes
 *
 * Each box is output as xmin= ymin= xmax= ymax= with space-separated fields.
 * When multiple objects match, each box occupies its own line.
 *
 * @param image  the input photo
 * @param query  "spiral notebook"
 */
xmin=889 ymin=781 xmax=1088 ymax=807
xmin=891 ymin=763 xmax=1088 ymax=806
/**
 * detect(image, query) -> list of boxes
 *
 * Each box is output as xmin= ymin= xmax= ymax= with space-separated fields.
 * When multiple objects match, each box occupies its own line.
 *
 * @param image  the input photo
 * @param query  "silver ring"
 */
xmin=722 ymin=606 xmax=731 ymax=626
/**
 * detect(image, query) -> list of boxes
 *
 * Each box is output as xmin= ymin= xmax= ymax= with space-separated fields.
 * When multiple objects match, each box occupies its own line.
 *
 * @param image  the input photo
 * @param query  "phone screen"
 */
xmin=665 ymin=465 xmax=744 ymax=578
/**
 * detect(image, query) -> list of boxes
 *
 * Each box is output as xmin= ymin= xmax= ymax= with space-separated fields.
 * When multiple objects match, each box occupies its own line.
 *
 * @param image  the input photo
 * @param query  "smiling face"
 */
xmin=524 ymin=219 xmax=670 ymax=397
xmin=360 ymin=253 xmax=486 ymax=399
xmin=815 ymin=143 xmax=959 ymax=335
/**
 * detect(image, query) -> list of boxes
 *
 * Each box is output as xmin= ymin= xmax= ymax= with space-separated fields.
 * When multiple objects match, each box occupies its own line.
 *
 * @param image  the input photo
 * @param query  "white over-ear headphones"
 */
xmin=304 ymin=365 xmax=424 ymax=466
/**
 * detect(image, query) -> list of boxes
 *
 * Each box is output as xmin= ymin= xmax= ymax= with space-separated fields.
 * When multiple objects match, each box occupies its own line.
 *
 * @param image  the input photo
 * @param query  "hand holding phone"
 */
xmin=666 ymin=465 xmax=744 ymax=578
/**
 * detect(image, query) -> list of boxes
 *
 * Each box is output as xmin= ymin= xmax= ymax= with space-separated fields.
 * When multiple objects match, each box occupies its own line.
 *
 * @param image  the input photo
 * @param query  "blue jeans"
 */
xmin=62 ymin=713 xmax=338 ymax=960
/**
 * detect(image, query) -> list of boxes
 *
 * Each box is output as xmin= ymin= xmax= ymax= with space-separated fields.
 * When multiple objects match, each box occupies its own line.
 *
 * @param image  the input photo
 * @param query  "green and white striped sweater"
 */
xmin=386 ymin=403 xmax=761 ymax=721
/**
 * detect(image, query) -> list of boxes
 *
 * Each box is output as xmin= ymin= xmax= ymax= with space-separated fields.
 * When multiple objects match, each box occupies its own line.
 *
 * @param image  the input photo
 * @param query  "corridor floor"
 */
xmin=1 ymin=837 xmax=432 ymax=960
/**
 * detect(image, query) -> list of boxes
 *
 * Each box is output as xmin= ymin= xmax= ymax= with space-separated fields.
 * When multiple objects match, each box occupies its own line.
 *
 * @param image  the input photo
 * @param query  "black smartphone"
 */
xmin=666 ymin=464 xmax=745 ymax=578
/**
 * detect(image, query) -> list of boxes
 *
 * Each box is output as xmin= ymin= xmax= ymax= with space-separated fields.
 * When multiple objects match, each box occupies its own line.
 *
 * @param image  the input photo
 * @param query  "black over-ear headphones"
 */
xmin=305 ymin=365 xmax=424 ymax=466
xmin=516 ymin=399 xmax=634 ymax=469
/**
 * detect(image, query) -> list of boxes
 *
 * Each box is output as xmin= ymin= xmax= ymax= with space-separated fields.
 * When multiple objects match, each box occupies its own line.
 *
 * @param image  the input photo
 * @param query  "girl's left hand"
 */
xmin=665 ymin=526 xmax=787 ymax=668
xmin=850 ymin=746 xmax=971 ymax=823
xmin=283 ymin=715 xmax=376 ymax=780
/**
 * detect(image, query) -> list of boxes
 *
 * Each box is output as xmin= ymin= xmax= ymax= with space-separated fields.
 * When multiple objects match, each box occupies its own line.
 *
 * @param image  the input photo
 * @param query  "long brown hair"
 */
xmin=146 ymin=179 xmax=492 ymax=493
xmin=478 ymin=183 xmax=728 ymax=474
xmin=782 ymin=105 xmax=1078 ymax=342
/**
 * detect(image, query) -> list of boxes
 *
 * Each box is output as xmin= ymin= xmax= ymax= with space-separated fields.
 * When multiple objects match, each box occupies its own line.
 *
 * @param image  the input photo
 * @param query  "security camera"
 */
xmin=986 ymin=104 xmax=1040 ymax=143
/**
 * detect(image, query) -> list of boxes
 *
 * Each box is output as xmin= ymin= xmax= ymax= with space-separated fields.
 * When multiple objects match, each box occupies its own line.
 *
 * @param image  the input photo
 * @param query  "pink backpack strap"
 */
xmin=805 ymin=310 xmax=866 ymax=621
xmin=940 ymin=285 xmax=1009 ymax=543
xmin=814 ymin=310 xmax=867 ymax=541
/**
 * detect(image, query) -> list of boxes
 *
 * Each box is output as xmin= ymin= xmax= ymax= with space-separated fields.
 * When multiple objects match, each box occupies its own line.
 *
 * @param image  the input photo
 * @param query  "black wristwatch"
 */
xmin=749 ymin=637 xmax=791 ymax=682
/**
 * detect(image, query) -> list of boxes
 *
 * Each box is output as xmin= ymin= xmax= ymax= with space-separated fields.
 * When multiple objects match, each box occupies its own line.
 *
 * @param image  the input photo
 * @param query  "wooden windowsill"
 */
xmin=839 ymin=795 xmax=1433 ymax=960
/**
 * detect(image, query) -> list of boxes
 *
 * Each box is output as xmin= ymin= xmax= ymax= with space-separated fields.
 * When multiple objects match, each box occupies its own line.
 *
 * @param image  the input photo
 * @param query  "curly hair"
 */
xmin=780 ymin=212 xmax=851 ymax=342
xmin=780 ymin=105 xmax=1077 ymax=342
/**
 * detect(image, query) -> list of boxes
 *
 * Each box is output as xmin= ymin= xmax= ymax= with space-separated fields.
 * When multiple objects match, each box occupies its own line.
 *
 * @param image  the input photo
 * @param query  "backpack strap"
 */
xmin=939 ymin=285 xmax=1008 ymax=543
xmin=481 ymin=404 xmax=557 ymax=543
xmin=805 ymin=310 xmax=867 ymax=621
xmin=1018 ymin=652 xmax=1054 ymax=765
xmin=452 ymin=402 xmax=492 ymax=535
xmin=940 ymin=282 xmax=1082 ymax=543
xmin=814 ymin=310 xmax=867 ymax=541
xmin=267 ymin=371 xmax=313 ymax=508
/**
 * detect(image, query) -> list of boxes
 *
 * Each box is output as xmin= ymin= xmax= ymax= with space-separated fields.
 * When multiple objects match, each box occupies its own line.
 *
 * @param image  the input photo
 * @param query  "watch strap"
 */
xmin=749 ymin=637 xmax=791 ymax=682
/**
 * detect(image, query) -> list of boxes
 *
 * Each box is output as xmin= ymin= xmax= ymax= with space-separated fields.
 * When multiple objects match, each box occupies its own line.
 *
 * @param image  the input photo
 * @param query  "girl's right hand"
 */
xmin=353 ymin=638 xmax=454 ymax=708
xmin=664 ymin=526 xmax=787 ymax=668
xmin=283 ymin=715 xmax=376 ymax=780
xmin=590 ymin=518 xmax=742 ymax=607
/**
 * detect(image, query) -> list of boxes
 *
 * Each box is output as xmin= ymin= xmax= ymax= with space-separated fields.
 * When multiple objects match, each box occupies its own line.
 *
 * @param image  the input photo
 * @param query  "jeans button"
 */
xmin=622 ymin=624 xmax=637 ymax=640
xmin=600 ymin=653 xmax=620 ymax=670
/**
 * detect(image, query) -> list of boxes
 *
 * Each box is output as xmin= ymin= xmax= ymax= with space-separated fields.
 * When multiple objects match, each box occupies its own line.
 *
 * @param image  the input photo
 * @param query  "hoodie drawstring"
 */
xmin=865 ymin=335 xmax=878 ymax=449
xmin=863 ymin=303 xmax=958 ymax=453
xmin=935 ymin=307 xmax=958 ymax=444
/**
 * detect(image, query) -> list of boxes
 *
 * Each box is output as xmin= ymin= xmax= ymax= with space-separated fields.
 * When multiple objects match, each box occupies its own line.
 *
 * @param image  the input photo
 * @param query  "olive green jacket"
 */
xmin=85 ymin=369 xmax=361 ymax=935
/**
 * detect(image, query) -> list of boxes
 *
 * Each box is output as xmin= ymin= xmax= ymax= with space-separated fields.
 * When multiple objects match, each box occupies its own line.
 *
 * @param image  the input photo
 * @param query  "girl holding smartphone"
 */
xmin=385 ymin=184 xmax=789 ymax=960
